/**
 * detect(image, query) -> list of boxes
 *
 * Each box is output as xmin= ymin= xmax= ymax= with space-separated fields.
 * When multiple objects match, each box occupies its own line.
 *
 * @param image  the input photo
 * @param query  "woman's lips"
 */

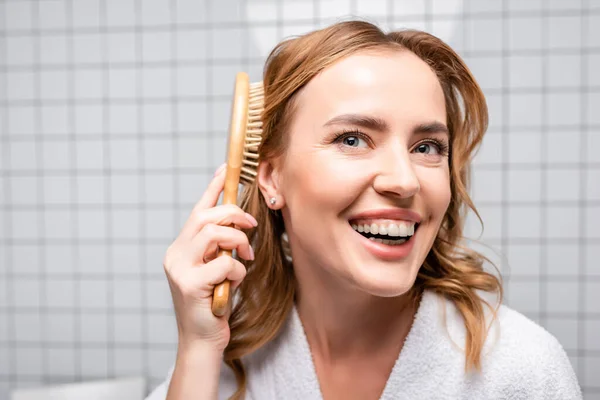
xmin=350 ymin=223 xmax=416 ymax=261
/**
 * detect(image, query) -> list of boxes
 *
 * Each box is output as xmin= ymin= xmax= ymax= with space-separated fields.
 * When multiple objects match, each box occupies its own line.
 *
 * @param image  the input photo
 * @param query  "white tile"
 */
xmin=509 ymin=93 xmax=542 ymax=127
xmin=108 ymin=68 xmax=136 ymax=99
xmin=109 ymin=104 xmax=138 ymax=134
xmin=41 ymin=105 xmax=69 ymax=135
xmin=584 ymin=282 xmax=600 ymax=313
xmin=142 ymin=103 xmax=173 ymax=135
xmin=146 ymin=209 xmax=177 ymax=240
xmin=508 ymin=55 xmax=543 ymax=88
xmin=142 ymin=67 xmax=172 ymax=98
xmin=391 ymin=19 xmax=427 ymax=32
xmin=113 ymin=280 xmax=142 ymax=308
xmin=8 ymin=106 xmax=35 ymax=135
xmin=79 ymin=279 xmax=108 ymax=309
xmin=46 ymin=279 xmax=75 ymax=308
xmin=0 ymin=312 xmax=8 ymax=340
xmin=585 ymin=320 xmax=600 ymax=351
xmin=176 ymin=30 xmax=208 ymax=61
xmin=485 ymin=93 xmax=504 ymax=131
xmin=47 ymin=348 xmax=76 ymax=376
xmin=144 ymin=139 xmax=173 ymax=169
xmin=547 ymin=16 xmax=582 ymax=49
xmin=75 ymin=69 xmax=104 ymax=100
xmin=548 ymin=93 xmax=581 ymax=126
xmin=588 ymin=93 xmax=600 ymax=126
xmin=141 ymin=0 xmax=172 ymax=25
xmin=508 ymin=17 xmax=542 ymax=50
xmin=177 ymin=137 xmax=212 ymax=169
xmin=583 ymin=357 xmax=600 ymax=389
xmin=281 ymin=23 xmax=317 ymax=40
xmin=355 ymin=0 xmax=389 ymax=15
xmin=12 ymin=244 xmax=39 ymax=275
xmin=76 ymin=175 xmax=105 ymax=204
xmin=109 ymin=139 xmax=138 ymax=169
xmin=15 ymin=348 xmax=43 ymax=375
xmin=547 ymin=243 xmax=580 ymax=276
xmin=73 ymin=34 xmax=103 ymax=64
xmin=589 ymin=54 xmax=600 ymax=87
xmin=468 ymin=17 xmax=502 ymax=52
xmin=546 ymin=205 xmax=579 ymax=239
xmin=210 ymin=62 xmax=242 ymax=96
xmin=319 ymin=0 xmax=351 ymax=19
xmin=146 ymin=314 xmax=177 ymax=344
xmin=105 ymin=0 xmax=136 ymax=27
xmin=76 ymin=140 xmax=104 ymax=169
xmin=142 ymin=32 xmax=172 ymax=62
xmin=145 ymin=279 xmax=173 ymax=310
xmin=114 ymin=348 xmax=144 ymax=375
xmin=508 ymin=169 xmax=542 ymax=202
xmin=211 ymin=27 xmax=244 ymax=60
xmin=471 ymin=168 xmax=503 ymax=202
xmin=211 ymin=99 xmax=233 ymax=131
xmin=547 ymin=54 xmax=581 ymax=88
xmin=110 ymin=174 xmax=140 ymax=204
xmin=107 ymin=32 xmax=136 ymax=63
xmin=394 ymin=0 xmax=427 ymax=15
xmin=465 ymin=205 xmax=502 ymax=240
xmin=506 ymin=279 xmax=540 ymax=313
xmin=468 ymin=56 xmax=503 ymax=90
xmin=44 ymin=210 xmax=72 ymax=239
xmin=508 ymin=132 xmax=542 ymax=164
xmin=473 ymin=132 xmax=503 ymax=165
xmin=506 ymin=244 xmax=541 ymax=276
xmin=144 ymin=174 xmax=175 ymax=204
xmin=42 ymin=141 xmax=71 ymax=170
xmin=9 ymin=175 xmax=37 ymax=206
xmin=38 ymin=0 xmax=67 ymax=30
xmin=7 ymin=71 xmax=35 ymax=100
xmin=176 ymin=66 xmax=207 ymax=97
xmin=586 ymin=13 xmax=600 ymax=47
xmin=147 ymin=348 xmax=176 ymax=379
xmin=509 ymin=205 xmax=541 ymax=239
xmin=144 ymin=243 xmax=170 ymax=274
xmin=547 ymin=0 xmax=582 ymax=10
xmin=587 ymin=206 xmax=600 ymax=238
xmin=40 ymin=70 xmax=69 ymax=100
xmin=80 ymin=348 xmax=108 ymax=378
xmin=114 ymin=313 xmax=143 ymax=343
xmin=40 ymin=35 xmax=68 ymax=65
xmin=44 ymin=177 xmax=72 ymax=209
xmin=431 ymin=0 xmax=464 ymax=15
xmin=111 ymin=209 xmax=140 ymax=239
xmin=72 ymin=0 xmax=101 ymax=28
xmin=77 ymin=244 xmax=108 ymax=275
xmin=6 ymin=36 xmax=34 ymax=66
xmin=178 ymin=172 xmax=210 ymax=205
xmin=46 ymin=312 xmax=75 ymax=343
xmin=45 ymin=244 xmax=74 ymax=275
xmin=546 ymin=281 xmax=579 ymax=313
xmin=4 ymin=1 xmax=33 ymax=30
xmin=547 ymin=131 xmax=581 ymax=164
xmin=175 ymin=0 xmax=206 ymax=24
xmin=546 ymin=169 xmax=580 ymax=202
xmin=112 ymin=244 xmax=141 ymax=275
xmin=77 ymin=209 xmax=107 ymax=240
xmin=11 ymin=210 xmax=39 ymax=239
xmin=79 ymin=314 xmax=108 ymax=343
xmin=281 ymin=0 xmax=313 ymax=20
xmin=14 ymin=313 xmax=42 ymax=342
xmin=587 ymin=170 xmax=600 ymax=201
xmin=75 ymin=105 xmax=103 ymax=135
xmin=468 ymin=0 xmax=502 ymax=13
xmin=176 ymin=101 xmax=208 ymax=133
xmin=545 ymin=317 xmax=578 ymax=351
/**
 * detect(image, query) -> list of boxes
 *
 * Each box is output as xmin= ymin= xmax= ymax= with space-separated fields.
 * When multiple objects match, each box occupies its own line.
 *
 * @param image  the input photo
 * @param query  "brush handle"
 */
xmin=211 ymin=73 xmax=249 ymax=317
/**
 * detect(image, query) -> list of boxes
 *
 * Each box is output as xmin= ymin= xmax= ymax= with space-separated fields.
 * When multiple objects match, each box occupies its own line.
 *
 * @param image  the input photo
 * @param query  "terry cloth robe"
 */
xmin=146 ymin=290 xmax=582 ymax=399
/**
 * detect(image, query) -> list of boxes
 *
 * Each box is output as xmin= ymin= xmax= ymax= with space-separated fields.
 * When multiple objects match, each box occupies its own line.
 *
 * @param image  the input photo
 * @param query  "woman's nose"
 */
xmin=372 ymin=148 xmax=420 ymax=199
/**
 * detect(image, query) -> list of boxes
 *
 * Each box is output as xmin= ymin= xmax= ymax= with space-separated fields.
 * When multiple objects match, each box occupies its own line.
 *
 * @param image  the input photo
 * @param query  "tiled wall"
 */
xmin=1 ymin=0 xmax=598 ymax=398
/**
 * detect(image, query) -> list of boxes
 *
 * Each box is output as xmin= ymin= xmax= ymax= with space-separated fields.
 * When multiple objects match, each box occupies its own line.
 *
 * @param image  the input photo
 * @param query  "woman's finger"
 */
xmin=180 ymin=204 xmax=257 ymax=240
xmin=189 ymin=224 xmax=254 ymax=264
xmin=193 ymin=163 xmax=227 ymax=212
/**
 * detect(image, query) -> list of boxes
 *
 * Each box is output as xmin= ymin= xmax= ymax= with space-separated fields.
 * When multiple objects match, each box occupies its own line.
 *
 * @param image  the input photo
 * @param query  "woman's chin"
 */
xmin=351 ymin=267 xmax=417 ymax=298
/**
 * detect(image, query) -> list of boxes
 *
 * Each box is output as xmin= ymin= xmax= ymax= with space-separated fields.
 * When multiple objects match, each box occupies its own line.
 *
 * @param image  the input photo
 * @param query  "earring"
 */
xmin=269 ymin=197 xmax=277 ymax=206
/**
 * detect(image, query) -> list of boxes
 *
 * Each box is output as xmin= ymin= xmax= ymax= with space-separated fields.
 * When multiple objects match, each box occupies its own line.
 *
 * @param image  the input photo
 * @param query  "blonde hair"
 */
xmin=225 ymin=20 xmax=503 ymax=399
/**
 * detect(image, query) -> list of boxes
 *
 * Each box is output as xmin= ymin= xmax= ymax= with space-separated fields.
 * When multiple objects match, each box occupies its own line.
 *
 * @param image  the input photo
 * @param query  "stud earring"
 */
xmin=269 ymin=197 xmax=276 ymax=206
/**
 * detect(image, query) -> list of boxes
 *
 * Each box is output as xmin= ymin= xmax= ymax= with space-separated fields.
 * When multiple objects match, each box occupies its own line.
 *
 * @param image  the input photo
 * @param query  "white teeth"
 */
xmin=409 ymin=224 xmax=414 ymax=236
xmin=388 ymin=224 xmax=399 ymax=236
xmin=358 ymin=224 xmax=364 ymax=232
xmin=370 ymin=223 xmax=379 ymax=235
xmin=351 ymin=221 xmax=416 ymax=238
xmin=352 ymin=224 xmax=358 ymax=230
xmin=364 ymin=225 xmax=370 ymax=233
xmin=379 ymin=225 xmax=388 ymax=235
xmin=398 ymin=224 xmax=408 ymax=237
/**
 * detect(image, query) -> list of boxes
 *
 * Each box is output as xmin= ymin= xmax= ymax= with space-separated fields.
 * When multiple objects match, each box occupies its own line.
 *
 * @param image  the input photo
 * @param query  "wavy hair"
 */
xmin=224 ymin=20 xmax=503 ymax=399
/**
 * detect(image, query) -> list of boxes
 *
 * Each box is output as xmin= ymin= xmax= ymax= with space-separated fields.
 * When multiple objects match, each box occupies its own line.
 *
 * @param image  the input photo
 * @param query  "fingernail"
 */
xmin=249 ymin=245 xmax=255 ymax=260
xmin=245 ymin=212 xmax=258 ymax=227
xmin=214 ymin=163 xmax=227 ymax=177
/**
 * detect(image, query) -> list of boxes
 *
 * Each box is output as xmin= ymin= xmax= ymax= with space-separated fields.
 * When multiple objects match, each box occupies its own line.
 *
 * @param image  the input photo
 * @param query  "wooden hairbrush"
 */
xmin=211 ymin=72 xmax=264 ymax=317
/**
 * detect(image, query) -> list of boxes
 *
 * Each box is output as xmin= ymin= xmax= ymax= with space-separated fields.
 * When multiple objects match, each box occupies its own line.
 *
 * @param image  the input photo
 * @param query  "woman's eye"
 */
xmin=414 ymin=143 xmax=439 ymax=155
xmin=340 ymin=135 xmax=368 ymax=148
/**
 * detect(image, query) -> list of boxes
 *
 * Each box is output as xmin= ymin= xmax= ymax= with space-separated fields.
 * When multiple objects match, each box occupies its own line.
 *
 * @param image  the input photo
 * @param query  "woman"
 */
xmin=147 ymin=21 xmax=581 ymax=399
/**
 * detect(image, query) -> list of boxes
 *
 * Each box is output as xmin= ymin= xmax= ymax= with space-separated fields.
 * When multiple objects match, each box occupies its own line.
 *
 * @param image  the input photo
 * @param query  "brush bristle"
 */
xmin=241 ymin=82 xmax=264 ymax=184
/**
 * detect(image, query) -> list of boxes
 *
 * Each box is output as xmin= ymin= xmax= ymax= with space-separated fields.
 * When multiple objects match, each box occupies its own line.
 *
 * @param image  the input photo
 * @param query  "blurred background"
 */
xmin=0 ymin=0 xmax=598 ymax=398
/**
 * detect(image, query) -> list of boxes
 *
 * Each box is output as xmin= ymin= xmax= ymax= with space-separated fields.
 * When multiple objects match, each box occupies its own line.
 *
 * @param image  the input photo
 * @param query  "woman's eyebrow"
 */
xmin=413 ymin=121 xmax=449 ymax=136
xmin=323 ymin=113 xmax=389 ymax=132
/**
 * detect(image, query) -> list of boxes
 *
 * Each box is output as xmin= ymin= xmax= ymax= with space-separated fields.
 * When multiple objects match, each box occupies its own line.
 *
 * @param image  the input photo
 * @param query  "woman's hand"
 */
xmin=163 ymin=163 xmax=257 ymax=352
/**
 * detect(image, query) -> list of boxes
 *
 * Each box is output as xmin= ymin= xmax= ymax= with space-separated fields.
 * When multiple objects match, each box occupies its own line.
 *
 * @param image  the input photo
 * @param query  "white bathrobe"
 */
xmin=146 ymin=290 xmax=582 ymax=399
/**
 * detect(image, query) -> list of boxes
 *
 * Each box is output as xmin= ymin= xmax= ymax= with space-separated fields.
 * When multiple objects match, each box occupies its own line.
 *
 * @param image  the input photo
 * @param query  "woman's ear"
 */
xmin=257 ymin=160 xmax=285 ymax=210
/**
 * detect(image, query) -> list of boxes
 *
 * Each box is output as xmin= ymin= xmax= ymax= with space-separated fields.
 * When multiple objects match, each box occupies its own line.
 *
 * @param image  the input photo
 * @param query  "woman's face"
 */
xmin=266 ymin=50 xmax=451 ymax=297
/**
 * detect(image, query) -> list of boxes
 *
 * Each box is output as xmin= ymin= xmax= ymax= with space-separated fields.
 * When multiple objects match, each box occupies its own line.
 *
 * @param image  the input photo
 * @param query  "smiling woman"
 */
xmin=147 ymin=21 xmax=581 ymax=400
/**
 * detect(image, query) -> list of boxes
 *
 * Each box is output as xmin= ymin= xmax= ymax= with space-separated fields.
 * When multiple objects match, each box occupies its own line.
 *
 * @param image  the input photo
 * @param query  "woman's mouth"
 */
xmin=348 ymin=220 xmax=419 ymax=260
